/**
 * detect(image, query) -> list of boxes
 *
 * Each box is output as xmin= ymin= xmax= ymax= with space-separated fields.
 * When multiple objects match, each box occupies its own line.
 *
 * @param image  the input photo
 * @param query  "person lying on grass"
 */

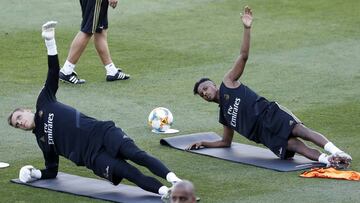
xmin=188 ymin=6 xmax=352 ymax=169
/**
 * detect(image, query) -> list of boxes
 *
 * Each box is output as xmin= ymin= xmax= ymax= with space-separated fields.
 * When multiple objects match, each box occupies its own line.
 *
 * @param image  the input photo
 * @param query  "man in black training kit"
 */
xmin=188 ymin=6 xmax=352 ymax=169
xmin=8 ymin=21 xmax=181 ymax=199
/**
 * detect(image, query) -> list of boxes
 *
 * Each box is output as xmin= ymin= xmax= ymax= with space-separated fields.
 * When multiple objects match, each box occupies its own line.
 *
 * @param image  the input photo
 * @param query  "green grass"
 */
xmin=1 ymin=0 xmax=360 ymax=202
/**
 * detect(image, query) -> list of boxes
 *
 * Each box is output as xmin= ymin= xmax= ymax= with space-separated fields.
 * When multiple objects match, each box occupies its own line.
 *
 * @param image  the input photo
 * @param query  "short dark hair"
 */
xmin=7 ymin=108 xmax=24 ymax=127
xmin=193 ymin=78 xmax=212 ymax=95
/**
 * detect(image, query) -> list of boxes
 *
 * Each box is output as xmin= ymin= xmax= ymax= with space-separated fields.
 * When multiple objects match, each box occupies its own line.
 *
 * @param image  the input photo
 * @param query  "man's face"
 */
xmin=197 ymin=81 xmax=217 ymax=102
xmin=170 ymin=188 xmax=196 ymax=203
xmin=11 ymin=110 xmax=35 ymax=131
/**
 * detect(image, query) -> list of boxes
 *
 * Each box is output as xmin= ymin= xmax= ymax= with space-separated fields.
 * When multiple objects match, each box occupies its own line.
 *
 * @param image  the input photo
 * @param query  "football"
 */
xmin=148 ymin=107 xmax=173 ymax=132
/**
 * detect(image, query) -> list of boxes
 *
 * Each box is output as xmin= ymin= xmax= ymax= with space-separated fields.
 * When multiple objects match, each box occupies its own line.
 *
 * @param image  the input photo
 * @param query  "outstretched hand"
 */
xmin=241 ymin=6 xmax=253 ymax=28
xmin=185 ymin=142 xmax=204 ymax=151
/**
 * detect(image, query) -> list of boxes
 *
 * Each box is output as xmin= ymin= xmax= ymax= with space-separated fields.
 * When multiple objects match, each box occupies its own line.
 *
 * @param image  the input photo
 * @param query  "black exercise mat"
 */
xmin=11 ymin=172 xmax=161 ymax=203
xmin=160 ymin=132 xmax=325 ymax=172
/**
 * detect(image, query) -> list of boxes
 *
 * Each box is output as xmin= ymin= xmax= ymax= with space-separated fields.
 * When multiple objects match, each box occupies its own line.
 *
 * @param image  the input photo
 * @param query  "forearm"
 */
xmin=41 ymin=152 xmax=59 ymax=179
xmin=47 ymin=55 xmax=60 ymax=80
xmin=44 ymin=55 xmax=59 ymax=93
xmin=240 ymin=27 xmax=251 ymax=60
xmin=201 ymin=140 xmax=231 ymax=148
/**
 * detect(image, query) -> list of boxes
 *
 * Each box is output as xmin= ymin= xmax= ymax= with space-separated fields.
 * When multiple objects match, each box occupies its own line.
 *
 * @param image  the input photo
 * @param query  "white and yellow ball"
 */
xmin=148 ymin=107 xmax=173 ymax=132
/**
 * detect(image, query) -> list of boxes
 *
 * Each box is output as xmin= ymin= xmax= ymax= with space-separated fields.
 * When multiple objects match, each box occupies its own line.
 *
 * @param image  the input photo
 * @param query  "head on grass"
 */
xmin=193 ymin=78 xmax=219 ymax=103
xmin=170 ymin=180 xmax=196 ymax=203
xmin=7 ymin=108 xmax=35 ymax=131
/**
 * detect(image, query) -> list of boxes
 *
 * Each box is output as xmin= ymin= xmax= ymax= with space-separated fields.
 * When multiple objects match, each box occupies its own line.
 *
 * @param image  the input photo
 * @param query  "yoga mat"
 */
xmin=160 ymin=132 xmax=325 ymax=172
xmin=11 ymin=172 xmax=161 ymax=203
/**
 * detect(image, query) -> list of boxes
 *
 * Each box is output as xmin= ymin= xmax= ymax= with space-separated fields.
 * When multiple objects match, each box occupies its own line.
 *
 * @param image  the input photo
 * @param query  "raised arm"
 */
xmin=42 ymin=21 xmax=59 ymax=96
xmin=223 ymin=6 xmax=253 ymax=88
xmin=44 ymin=55 xmax=60 ymax=95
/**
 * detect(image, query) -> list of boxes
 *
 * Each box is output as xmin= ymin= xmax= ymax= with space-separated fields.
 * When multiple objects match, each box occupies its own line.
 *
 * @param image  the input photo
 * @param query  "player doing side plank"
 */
xmin=189 ymin=6 xmax=352 ymax=169
xmin=8 ymin=21 xmax=181 ymax=198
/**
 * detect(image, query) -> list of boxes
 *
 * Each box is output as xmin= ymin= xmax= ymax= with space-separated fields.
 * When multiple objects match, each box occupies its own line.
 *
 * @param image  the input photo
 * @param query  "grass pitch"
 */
xmin=0 ymin=0 xmax=359 ymax=202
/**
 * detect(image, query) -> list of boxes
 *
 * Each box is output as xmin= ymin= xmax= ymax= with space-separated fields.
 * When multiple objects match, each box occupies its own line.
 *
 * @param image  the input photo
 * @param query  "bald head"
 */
xmin=170 ymin=180 xmax=196 ymax=203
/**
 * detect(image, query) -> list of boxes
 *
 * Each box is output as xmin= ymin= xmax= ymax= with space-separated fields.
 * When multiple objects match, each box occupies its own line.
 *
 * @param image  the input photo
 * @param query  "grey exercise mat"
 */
xmin=11 ymin=172 xmax=161 ymax=203
xmin=160 ymin=132 xmax=325 ymax=172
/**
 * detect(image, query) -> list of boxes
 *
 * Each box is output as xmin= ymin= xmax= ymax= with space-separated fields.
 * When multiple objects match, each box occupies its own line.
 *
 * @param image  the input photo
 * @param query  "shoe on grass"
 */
xmin=106 ymin=69 xmax=130 ymax=81
xmin=59 ymin=71 xmax=86 ymax=84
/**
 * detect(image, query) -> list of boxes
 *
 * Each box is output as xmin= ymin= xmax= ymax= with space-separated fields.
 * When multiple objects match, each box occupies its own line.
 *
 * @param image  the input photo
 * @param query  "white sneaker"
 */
xmin=41 ymin=21 xmax=57 ymax=40
xmin=161 ymin=188 xmax=171 ymax=203
xmin=328 ymin=152 xmax=352 ymax=169
xmin=335 ymin=151 xmax=352 ymax=161
xmin=161 ymin=185 xmax=176 ymax=203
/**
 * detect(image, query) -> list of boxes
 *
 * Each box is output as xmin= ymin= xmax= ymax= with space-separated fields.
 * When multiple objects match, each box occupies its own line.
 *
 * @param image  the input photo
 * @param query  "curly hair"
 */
xmin=193 ymin=78 xmax=213 ymax=95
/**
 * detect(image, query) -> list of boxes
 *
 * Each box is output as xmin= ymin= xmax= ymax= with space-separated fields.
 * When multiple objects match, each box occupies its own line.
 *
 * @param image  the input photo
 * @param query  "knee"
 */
xmin=292 ymin=124 xmax=302 ymax=136
xmin=80 ymin=31 xmax=93 ymax=38
xmin=132 ymin=151 xmax=149 ymax=161
xmin=287 ymin=138 xmax=300 ymax=151
xmin=292 ymin=124 xmax=310 ymax=138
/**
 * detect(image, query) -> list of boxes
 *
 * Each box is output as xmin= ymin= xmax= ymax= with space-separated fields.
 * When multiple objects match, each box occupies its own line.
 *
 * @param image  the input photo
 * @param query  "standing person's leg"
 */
xmin=93 ymin=0 xmax=130 ymax=81
xmin=94 ymin=30 xmax=130 ymax=81
xmin=59 ymin=31 xmax=91 ymax=84
xmin=94 ymin=30 xmax=112 ymax=66
xmin=64 ymin=31 xmax=92 ymax=66
xmin=59 ymin=0 xmax=97 ymax=84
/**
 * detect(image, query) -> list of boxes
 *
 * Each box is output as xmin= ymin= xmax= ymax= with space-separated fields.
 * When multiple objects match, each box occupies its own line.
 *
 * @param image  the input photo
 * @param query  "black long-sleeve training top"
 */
xmin=32 ymin=55 xmax=114 ymax=179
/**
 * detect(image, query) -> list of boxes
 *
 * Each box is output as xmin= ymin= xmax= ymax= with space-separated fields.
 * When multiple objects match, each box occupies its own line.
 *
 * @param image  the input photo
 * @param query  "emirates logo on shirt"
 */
xmin=44 ymin=113 xmax=55 ymax=145
xmin=227 ymin=97 xmax=241 ymax=127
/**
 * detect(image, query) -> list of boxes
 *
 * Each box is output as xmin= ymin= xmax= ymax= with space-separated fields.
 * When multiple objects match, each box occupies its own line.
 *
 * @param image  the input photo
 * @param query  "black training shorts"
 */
xmin=80 ymin=0 xmax=109 ymax=33
xmin=90 ymin=126 xmax=144 ymax=185
xmin=257 ymin=102 xmax=301 ymax=159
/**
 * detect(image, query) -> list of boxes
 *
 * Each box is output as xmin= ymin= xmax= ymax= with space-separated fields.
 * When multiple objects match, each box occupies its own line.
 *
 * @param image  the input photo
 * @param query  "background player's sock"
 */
xmin=324 ymin=142 xmax=342 ymax=155
xmin=45 ymin=39 xmax=57 ymax=56
xmin=166 ymin=172 xmax=181 ymax=184
xmin=318 ymin=153 xmax=330 ymax=166
xmin=61 ymin=60 xmax=76 ymax=75
xmin=105 ymin=63 xmax=118 ymax=76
